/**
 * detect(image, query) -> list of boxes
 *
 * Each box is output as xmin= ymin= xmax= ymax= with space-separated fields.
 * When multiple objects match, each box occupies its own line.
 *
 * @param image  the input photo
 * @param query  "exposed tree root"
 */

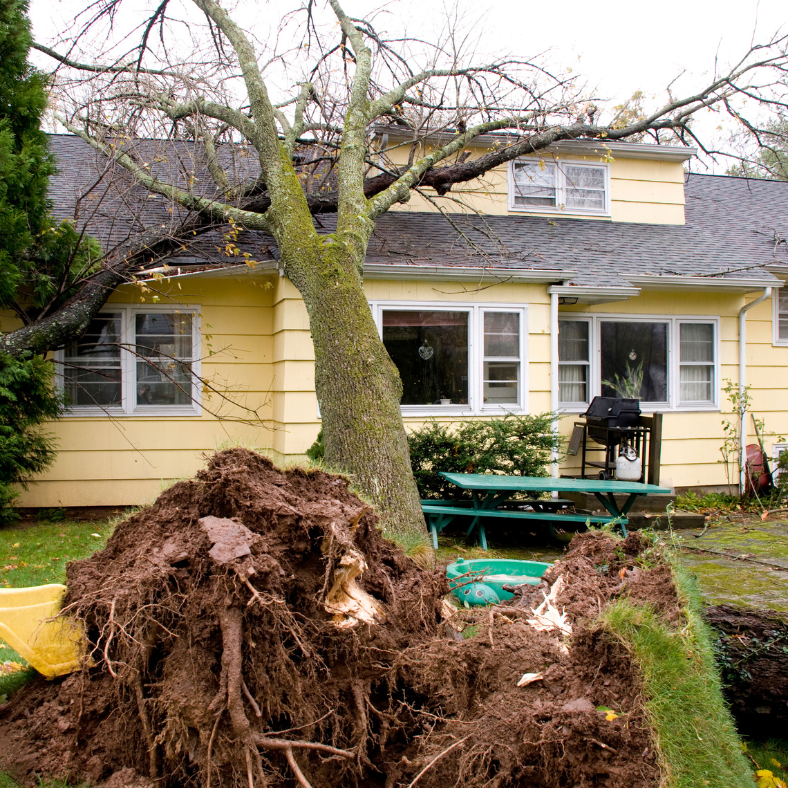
xmin=0 ymin=452 xmax=678 ymax=788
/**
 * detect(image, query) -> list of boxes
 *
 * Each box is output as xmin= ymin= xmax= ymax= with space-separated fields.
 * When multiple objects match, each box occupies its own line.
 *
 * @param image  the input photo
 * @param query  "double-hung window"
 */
xmin=370 ymin=302 xmax=527 ymax=414
xmin=558 ymin=315 xmax=719 ymax=410
xmin=558 ymin=320 xmax=590 ymax=405
xmin=59 ymin=306 xmax=200 ymax=416
xmin=510 ymin=159 xmax=609 ymax=215
xmin=775 ymin=288 xmax=788 ymax=345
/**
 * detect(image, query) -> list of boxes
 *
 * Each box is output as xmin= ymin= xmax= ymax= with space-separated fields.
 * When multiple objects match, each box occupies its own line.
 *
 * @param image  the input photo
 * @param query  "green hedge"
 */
xmin=306 ymin=414 xmax=562 ymax=500
xmin=408 ymin=413 xmax=561 ymax=499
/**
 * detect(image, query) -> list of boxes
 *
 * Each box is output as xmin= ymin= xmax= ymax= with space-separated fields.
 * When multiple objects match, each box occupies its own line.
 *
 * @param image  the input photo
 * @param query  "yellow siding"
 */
xmin=12 ymin=273 xmax=279 ymax=507
xmin=384 ymin=145 xmax=686 ymax=224
xmin=558 ymin=292 xmax=788 ymax=489
xmin=7 ymin=266 xmax=786 ymax=506
xmin=269 ymin=277 xmax=319 ymax=457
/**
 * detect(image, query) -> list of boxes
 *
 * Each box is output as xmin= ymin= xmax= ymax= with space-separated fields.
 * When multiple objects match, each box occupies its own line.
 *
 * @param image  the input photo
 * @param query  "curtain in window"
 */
xmin=558 ymin=320 xmax=590 ymax=403
xmin=679 ymin=365 xmax=713 ymax=402
xmin=558 ymin=320 xmax=589 ymax=361
xmin=780 ymin=290 xmax=788 ymax=341
xmin=564 ymin=165 xmax=605 ymax=210
xmin=559 ymin=364 xmax=587 ymax=403
xmin=513 ymin=162 xmax=556 ymax=206
xmin=679 ymin=323 xmax=714 ymax=403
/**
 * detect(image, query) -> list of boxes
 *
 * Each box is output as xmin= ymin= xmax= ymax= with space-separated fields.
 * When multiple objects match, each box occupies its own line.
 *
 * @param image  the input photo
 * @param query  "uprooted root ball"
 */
xmin=1 ymin=450 xmax=670 ymax=788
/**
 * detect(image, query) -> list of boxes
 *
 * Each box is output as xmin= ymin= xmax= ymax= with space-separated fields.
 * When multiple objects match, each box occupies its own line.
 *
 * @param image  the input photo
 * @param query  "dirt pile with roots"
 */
xmin=0 ymin=449 xmax=677 ymax=787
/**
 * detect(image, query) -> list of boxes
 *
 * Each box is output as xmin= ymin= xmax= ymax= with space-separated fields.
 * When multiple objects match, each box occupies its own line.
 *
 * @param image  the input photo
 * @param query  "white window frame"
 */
xmin=557 ymin=317 xmax=593 ymax=408
xmin=56 ymin=304 xmax=202 ymax=417
xmin=369 ymin=300 xmax=529 ymax=417
xmin=557 ymin=314 xmax=721 ymax=412
xmin=773 ymin=443 xmax=788 ymax=484
xmin=508 ymin=158 xmax=611 ymax=217
xmin=773 ymin=286 xmax=788 ymax=346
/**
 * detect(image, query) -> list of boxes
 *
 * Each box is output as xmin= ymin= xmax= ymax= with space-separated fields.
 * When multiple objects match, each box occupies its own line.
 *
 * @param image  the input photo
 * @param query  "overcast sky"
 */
xmin=28 ymin=0 xmax=787 ymax=168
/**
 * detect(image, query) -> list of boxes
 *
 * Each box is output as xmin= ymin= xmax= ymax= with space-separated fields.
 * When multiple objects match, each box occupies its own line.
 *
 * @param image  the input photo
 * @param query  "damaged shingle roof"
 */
xmin=48 ymin=134 xmax=788 ymax=287
xmin=360 ymin=175 xmax=788 ymax=286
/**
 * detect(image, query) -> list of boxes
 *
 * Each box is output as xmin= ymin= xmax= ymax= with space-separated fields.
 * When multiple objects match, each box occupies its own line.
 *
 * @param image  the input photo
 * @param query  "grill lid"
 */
xmin=583 ymin=396 xmax=641 ymax=425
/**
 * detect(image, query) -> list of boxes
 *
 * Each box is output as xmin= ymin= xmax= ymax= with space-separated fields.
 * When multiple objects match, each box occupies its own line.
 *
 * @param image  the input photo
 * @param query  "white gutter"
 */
xmin=550 ymin=290 xmax=560 ymax=481
xmin=375 ymin=126 xmax=697 ymax=162
xmin=363 ymin=263 xmax=574 ymax=283
xmin=737 ymin=287 xmax=772 ymax=494
xmin=135 ymin=261 xmax=278 ymax=282
xmin=628 ymin=275 xmax=780 ymax=293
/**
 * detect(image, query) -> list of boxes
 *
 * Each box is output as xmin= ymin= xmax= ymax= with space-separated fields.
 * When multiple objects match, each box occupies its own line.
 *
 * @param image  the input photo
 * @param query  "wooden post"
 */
xmin=645 ymin=413 xmax=663 ymax=486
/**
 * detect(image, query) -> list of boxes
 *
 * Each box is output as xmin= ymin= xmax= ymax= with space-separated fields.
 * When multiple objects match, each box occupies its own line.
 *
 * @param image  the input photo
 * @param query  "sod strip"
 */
xmin=601 ymin=569 xmax=752 ymax=788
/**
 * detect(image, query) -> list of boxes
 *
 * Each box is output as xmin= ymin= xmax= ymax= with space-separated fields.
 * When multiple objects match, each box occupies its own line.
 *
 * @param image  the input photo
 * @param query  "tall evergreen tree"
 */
xmin=0 ymin=0 xmax=98 ymax=521
xmin=0 ymin=0 xmax=53 ymax=306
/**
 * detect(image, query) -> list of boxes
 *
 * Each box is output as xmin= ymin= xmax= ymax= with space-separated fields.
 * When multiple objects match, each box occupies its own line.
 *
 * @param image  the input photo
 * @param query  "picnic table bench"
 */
xmin=422 ymin=473 xmax=672 ymax=550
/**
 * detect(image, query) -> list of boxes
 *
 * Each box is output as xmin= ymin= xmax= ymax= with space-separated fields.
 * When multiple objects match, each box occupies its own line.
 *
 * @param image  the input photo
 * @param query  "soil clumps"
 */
xmin=0 ymin=450 xmax=687 ymax=787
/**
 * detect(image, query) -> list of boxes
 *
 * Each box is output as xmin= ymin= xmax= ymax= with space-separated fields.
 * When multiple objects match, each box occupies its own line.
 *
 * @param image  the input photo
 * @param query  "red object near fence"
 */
xmin=745 ymin=443 xmax=771 ymax=495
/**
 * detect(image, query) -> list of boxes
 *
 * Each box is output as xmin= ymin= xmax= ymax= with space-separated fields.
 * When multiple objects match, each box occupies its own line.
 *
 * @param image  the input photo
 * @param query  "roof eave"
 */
xmin=765 ymin=264 xmax=788 ymax=282
xmin=363 ymin=263 xmax=574 ymax=283
xmin=548 ymin=285 xmax=641 ymax=305
xmin=135 ymin=261 xmax=279 ymax=282
xmin=626 ymin=274 xmax=781 ymax=293
xmin=375 ymin=126 xmax=697 ymax=163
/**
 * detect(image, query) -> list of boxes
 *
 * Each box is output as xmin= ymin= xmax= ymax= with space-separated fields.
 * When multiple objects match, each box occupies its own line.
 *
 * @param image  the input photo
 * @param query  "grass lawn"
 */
xmin=0 ymin=518 xmax=115 ymax=788
xmin=0 ymin=518 xmax=114 ymax=677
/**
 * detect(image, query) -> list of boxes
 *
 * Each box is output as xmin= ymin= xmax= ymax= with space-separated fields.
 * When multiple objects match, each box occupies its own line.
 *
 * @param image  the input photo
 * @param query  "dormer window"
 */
xmin=510 ymin=159 xmax=609 ymax=216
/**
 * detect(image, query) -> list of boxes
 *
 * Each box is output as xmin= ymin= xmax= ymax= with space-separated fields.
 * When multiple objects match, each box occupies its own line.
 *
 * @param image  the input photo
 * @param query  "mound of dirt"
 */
xmin=0 ymin=450 xmax=684 ymax=787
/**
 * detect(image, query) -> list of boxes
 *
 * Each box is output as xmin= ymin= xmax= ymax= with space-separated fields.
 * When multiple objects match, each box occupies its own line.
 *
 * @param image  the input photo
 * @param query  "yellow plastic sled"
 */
xmin=0 ymin=584 xmax=83 ymax=678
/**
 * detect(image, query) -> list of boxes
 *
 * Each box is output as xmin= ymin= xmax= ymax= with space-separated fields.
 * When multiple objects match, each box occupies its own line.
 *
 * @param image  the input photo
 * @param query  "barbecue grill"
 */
xmin=583 ymin=396 xmax=641 ymax=445
xmin=566 ymin=397 xmax=662 ymax=482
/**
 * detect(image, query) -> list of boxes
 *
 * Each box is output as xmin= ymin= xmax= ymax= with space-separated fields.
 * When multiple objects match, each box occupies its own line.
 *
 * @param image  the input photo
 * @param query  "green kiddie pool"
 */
xmin=446 ymin=557 xmax=552 ymax=607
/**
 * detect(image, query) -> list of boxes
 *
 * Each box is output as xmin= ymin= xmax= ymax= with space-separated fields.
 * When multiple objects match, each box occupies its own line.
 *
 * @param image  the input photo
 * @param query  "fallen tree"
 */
xmin=0 ymin=449 xmax=753 ymax=788
xmin=5 ymin=0 xmax=787 ymax=543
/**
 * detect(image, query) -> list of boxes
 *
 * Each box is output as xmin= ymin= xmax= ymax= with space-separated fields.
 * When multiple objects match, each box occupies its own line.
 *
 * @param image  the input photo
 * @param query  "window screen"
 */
xmin=483 ymin=312 xmax=520 ymax=405
xmin=512 ymin=162 xmax=557 ymax=206
xmin=135 ymin=312 xmax=194 ymax=406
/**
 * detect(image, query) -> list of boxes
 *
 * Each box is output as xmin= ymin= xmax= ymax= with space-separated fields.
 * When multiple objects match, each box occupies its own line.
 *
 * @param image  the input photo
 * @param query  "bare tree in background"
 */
xmin=7 ymin=0 xmax=788 ymax=542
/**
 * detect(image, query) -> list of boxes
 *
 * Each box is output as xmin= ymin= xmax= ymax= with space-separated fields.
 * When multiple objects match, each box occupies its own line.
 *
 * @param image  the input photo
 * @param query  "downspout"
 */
xmin=737 ymin=287 xmax=772 ymax=494
xmin=550 ymin=291 xmax=559 ymax=480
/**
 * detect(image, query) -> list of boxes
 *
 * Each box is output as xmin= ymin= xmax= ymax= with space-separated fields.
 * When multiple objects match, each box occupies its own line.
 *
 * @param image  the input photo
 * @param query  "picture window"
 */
xmin=372 ymin=303 xmax=527 ymax=414
xmin=558 ymin=316 xmax=718 ymax=410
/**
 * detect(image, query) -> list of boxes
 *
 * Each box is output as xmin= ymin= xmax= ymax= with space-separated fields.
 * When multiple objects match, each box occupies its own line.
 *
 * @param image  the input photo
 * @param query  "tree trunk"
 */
xmin=284 ymin=235 xmax=427 ymax=549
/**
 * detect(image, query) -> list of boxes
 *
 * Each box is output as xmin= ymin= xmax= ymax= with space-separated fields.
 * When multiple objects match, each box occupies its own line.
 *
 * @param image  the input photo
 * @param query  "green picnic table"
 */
xmin=422 ymin=473 xmax=672 ymax=550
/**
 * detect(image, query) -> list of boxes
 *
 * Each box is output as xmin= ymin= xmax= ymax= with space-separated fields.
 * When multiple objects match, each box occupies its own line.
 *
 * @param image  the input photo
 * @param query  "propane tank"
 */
xmin=616 ymin=442 xmax=642 ymax=481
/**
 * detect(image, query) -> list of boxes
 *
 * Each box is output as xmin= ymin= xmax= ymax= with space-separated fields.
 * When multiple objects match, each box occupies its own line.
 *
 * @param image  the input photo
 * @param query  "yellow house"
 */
xmin=6 ymin=131 xmax=788 ymax=509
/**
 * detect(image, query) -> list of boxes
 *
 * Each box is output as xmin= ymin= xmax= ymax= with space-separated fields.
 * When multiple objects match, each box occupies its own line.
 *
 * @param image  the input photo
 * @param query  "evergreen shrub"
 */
xmin=407 ymin=413 xmax=562 ymax=499
xmin=0 ymin=353 xmax=61 ymax=523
